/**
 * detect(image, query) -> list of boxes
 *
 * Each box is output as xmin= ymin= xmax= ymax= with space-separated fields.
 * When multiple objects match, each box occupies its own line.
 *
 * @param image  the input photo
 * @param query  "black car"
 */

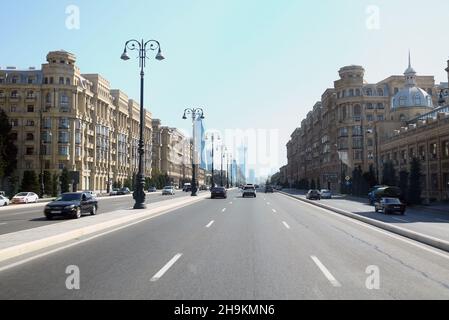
xmin=265 ymin=185 xmax=274 ymax=193
xmin=306 ymin=189 xmax=321 ymax=200
xmin=211 ymin=187 xmax=227 ymax=199
xmin=374 ymin=197 xmax=406 ymax=215
xmin=44 ymin=192 xmax=98 ymax=220
xmin=117 ymin=187 xmax=131 ymax=195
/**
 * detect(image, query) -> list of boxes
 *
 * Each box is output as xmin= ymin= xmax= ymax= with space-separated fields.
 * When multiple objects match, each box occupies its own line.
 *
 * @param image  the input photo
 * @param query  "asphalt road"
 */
xmin=0 ymin=191 xmax=194 ymax=236
xmin=1 ymin=189 xmax=449 ymax=299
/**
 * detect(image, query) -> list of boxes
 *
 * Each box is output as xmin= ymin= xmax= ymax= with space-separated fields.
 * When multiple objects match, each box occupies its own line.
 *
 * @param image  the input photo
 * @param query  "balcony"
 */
xmin=26 ymin=95 xmax=36 ymax=102
xmin=10 ymin=95 xmax=20 ymax=102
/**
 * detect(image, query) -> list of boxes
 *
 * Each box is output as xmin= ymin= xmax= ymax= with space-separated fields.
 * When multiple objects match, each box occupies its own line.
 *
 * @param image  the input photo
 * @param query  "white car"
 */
xmin=162 ymin=186 xmax=175 ymax=195
xmin=11 ymin=192 xmax=39 ymax=204
xmin=0 ymin=195 xmax=10 ymax=206
xmin=320 ymin=189 xmax=332 ymax=199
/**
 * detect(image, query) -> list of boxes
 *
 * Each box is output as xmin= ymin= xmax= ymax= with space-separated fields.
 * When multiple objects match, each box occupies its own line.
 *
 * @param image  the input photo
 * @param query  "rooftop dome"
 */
xmin=391 ymin=53 xmax=433 ymax=110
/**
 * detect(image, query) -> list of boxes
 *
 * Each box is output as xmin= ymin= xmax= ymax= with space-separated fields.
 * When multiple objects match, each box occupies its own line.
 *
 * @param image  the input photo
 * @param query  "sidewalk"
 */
xmin=281 ymin=189 xmax=449 ymax=248
xmin=0 ymin=192 xmax=209 ymax=264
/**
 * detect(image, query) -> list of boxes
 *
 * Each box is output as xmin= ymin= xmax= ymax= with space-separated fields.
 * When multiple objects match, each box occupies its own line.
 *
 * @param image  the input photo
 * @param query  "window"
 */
xmin=366 ymin=88 xmax=373 ymax=96
xmin=377 ymin=115 xmax=384 ymax=121
xmin=59 ymin=77 xmax=64 ymax=85
xmin=12 ymin=76 xmax=18 ymax=84
xmin=338 ymin=138 xmax=348 ymax=149
xmin=353 ymin=137 xmax=363 ymax=149
xmin=58 ymin=131 xmax=69 ymax=143
xmin=41 ymin=131 xmax=52 ymax=143
xmin=75 ymin=132 xmax=81 ymax=144
xmin=28 ymin=77 xmax=34 ymax=84
xmin=400 ymin=114 xmax=406 ymax=122
xmin=46 ymin=93 xmax=51 ymax=104
xmin=59 ymin=118 xmax=69 ymax=129
xmin=431 ymin=174 xmax=438 ymax=191
xmin=338 ymin=127 xmax=348 ymax=137
xmin=44 ymin=78 xmax=48 ymax=84
xmin=26 ymin=120 xmax=35 ymax=126
xmin=377 ymin=103 xmax=384 ymax=109
xmin=414 ymin=93 xmax=422 ymax=105
xmin=58 ymin=162 xmax=65 ymax=169
xmin=349 ymin=89 xmax=354 ymax=97
xmin=43 ymin=118 xmax=51 ymax=129
xmin=366 ymin=103 xmax=374 ymax=110
xmin=430 ymin=143 xmax=437 ymax=160
xmin=26 ymin=147 xmax=34 ymax=155
xmin=352 ymin=125 xmax=362 ymax=136
xmin=377 ymin=88 xmax=384 ymax=96
xmin=27 ymin=105 xmax=34 ymax=112
xmin=399 ymin=96 xmax=407 ymax=106
xmin=10 ymin=105 xmax=17 ymax=112
xmin=353 ymin=150 xmax=363 ymax=160
xmin=76 ymin=146 xmax=81 ymax=157
xmin=58 ymin=146 xmax=69 ymax=156
xmin=368 ymin=151 xmax=374 ymax=160
xmin=366 ymin=114 xmax=374 ymax=122
xmin=10 ymin=132 xmax=18 ymax=140
xmin=11 ymin=90 xmax=18 ymax=98
xmin=394 ymin=88 xmax=399 ymax=94
xmin=367 ymin=138 xmax=373 ymax=147
xmin=355 ymin=89 xmax=361 ymax=96
xmin=443 ymin=141 xmax=449 ymax=158
xmin=10 ymin=119 xmax=18 ymax=127
xmin=26 ymin=133 xmax=34 ymax=141
xmin=419 ymin=146 xmax=426 ymax=161
xmin=66 ymin=78 xmax=71 ymax=85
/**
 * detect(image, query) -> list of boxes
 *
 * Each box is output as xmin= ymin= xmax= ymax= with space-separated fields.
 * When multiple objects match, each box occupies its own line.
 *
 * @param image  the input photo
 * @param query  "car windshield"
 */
xmin=163 ymin=187 xmax=172 ymax=190
xmin=244 ymin=187 xmax=255 ymax=190
xmin=384 ymin=198 xmax=401 ymax=204
xmin=16 ymin=192 xmax=29 ymax=197
xmin=56 ymin=194 xmax=82 ymax=202
xmin=321 ymin=190 xmax=330 ymax=193
xmin=213 ymin=187 xmax=225 ymax=191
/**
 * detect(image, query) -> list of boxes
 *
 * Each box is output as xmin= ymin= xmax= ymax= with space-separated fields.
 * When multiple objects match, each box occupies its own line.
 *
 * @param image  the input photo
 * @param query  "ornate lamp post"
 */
xmin=220 ymin=145 xmax=227 ymax=187
xmin=183 ymin=108 xmax=205 ymax=196
xmin=205 ymin=132 xmax=220 ymax=188
xmin=121 ymin=39 xmax=164 ymax=209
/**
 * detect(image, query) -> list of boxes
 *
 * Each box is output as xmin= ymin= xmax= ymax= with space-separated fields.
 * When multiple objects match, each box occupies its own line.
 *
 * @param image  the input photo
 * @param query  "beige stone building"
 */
xmin=0 ymin=50 xmax=153 ymax=193
xmin=285 ymin=56 xmax=446 ymax=193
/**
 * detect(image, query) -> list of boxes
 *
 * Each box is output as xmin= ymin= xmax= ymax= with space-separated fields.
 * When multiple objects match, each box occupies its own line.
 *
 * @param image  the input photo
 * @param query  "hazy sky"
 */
xmin=2 ymin=0 xmax=449 ymax=177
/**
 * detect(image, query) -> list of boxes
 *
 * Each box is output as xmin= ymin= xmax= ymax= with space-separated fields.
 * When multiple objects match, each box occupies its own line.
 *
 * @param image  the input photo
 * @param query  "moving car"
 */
xmin=109 ymin=188 xmax=119 ymax=196
xmin=370 ymin=186 xmax=402 ymax=205
xmin=148 ymin=186 xmax=157 ymax=193
xmin=0 ymin=195 xmax=10 ymax=206
xmin=374 ymin=197 xmax=406 ymax=215
xmin=242 ymin=184 xmax=256 ymax=198
xmin=211 ymin=187 xmax=227 ymax=199
xmin=306 ymin=190 xmax=321 ymax=200
xmin=265 ymin=185 xmax=274 ymax=193
xmin=183 ymin=183 xmax=192 ymax=192
xmin=11 ymin=192 xmax=39 ymax=204
xmin=83 ymin=190 xmax=97 ymax=199
xmin=320 ymin=189 xmax=332 ymax=199
xmin=162 ymin=186 xmax=175 ymax=195
xmin=117 ymin=187 xmax=131 ymax=195
xmin=368 ymin=185 xmax=387 ymax=204
xmin=44 ymin=192 xmax=98 ymax=220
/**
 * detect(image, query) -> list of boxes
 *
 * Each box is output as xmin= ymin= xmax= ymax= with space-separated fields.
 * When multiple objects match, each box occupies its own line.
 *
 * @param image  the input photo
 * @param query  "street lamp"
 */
xmin=121 ymin=38 xmax=164 ymax=209
xmin=205 ymin=132 xmax=220 ymax=188
xmin=182 ymin=108 xmax=205 ymax=196
xmin=220 ymin=145 xmax=227 ymax=187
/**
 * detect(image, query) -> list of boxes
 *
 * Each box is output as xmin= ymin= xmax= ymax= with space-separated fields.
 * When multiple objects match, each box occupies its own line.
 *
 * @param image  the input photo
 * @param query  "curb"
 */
xmin=278 ymin=191 xmax=449 ymax=253
xmin=0 ymin=193 xmax=209 ymax=264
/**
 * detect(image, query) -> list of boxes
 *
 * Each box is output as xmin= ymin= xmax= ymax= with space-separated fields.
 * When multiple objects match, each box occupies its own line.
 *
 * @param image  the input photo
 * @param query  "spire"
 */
xmin=408 ymin=50 xmax=411 ymax=69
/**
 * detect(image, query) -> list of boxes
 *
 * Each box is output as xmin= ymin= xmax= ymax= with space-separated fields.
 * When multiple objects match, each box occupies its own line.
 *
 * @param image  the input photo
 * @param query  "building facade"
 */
xmin=285 ymin=56 xmax=446 ymax=194
xmin=0 ymin=50 xmax=153 ymax=193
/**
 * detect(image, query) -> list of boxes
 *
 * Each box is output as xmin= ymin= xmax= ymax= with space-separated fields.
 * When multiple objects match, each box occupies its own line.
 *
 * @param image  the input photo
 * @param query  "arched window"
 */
xmin=26 ymin=133 xmax=34 ymax=141
xmin=426 ymin=96 xmax=432 ymax=106
xmin=353 ymin=104 xmax=362 ymax=116
xmin=414 ymin=93 xmax=422 ymax=105
xmin=46 ymin=93 xmax=51 ymax=103
xmin=366 ymin=88 xmax=373 ymax=96
xmin=11 ymin=90 xmax=18 ymax=98
xmin=349 ymin=89 xmax=354 ymax=97
xmin=355 ymin=89 xmax=361 ymax=96
xmin=377 ymin=88 xmax=384 ymax=96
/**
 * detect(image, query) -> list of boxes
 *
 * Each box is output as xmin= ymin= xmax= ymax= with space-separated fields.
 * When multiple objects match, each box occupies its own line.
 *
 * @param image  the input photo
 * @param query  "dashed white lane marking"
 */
xmin=272 ymin=209 xmax=277 ymax=213
xmin=222 ymin=208 xmax=226 ymax=213
xmin=282 ymin=221 xmax=290 ymax=229
xmin=392 ymin=217 xmax=409 ymax=223
xmin=151 ymin=253 xmax=183 ymax=282
xmin=206 ymin=220 xmax=215 ymax=228
xmin=311 ymin=256 xmax=341 ymax=287
xmin=229 ymin=202 xmax=233 ymax=205
xmin=267 ymin=202 xmax=271 ymax=205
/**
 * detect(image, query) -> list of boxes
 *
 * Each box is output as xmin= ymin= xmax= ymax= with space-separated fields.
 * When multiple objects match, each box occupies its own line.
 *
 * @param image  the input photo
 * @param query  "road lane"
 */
xmin=0 ymin=189 xmax=448 ymax=299
xmin=0 ymin=191 xmax=195 ymax=235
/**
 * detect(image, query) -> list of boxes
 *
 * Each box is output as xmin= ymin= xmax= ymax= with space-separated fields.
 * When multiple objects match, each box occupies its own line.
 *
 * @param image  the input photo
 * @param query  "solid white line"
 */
xmin=277 ymin=193 xmax=449 ymax=261
xmin=206 ymin=220 xmax=215 ymax=228
xmin=392 ymin=217 xmax=409 ymax=223
xmin=222 ymin=208 xmax=226 ymax=212
xmin=282 ymin=221 xmax=290 ymax=229
xmin=272 ymin=209 xmax=277 ymax=213
xmin=150 ymin=253 xmax=182 ymax=282
xmin=311 ymin=256 xmax=341 ymax=287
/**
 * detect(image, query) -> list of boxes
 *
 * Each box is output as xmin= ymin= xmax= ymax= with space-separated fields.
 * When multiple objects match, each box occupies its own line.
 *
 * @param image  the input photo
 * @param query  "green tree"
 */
xmin=408 ymin=158 xmax=422 ymax=205
xmin=60 ymin=168 xmax=70 ymax=193
xmin=399 ymin=170 xmax=409 ymax=203
xmin=0 ymin=109 xmax=18 ymax=179
xmin=51 ymin=173 xmax=59 ymax=197
xmin=123 ymin=177 xmax=132 ymax=189
xmin=20 ymin=171 xmax=40 ymax=194
xmin=7 ymin=175 xmax=19 ymax=198
xmin=382 ymin=161 xmax=397 ymax=186
xmin=310 ymin=179 xmax=316 ymax=190
xmin=317 ymin=178 xmax=321 ymax=191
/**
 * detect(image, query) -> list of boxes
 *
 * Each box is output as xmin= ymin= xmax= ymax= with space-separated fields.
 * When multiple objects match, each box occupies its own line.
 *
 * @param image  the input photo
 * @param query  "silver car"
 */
xmin=162 ymin=186 xmax=175 ymax=195
xmin=320 ymin=189 xmax=332 ymax=199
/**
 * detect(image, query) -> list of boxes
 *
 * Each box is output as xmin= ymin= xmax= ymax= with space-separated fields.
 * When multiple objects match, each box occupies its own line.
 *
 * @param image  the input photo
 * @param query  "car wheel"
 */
xmin=73 ymin=207 xmax=81 ymax=219
xmin=91 ymin=205 xmax=97 ymax=216
xmin=45 ymin=214 xmax=53 ymax=220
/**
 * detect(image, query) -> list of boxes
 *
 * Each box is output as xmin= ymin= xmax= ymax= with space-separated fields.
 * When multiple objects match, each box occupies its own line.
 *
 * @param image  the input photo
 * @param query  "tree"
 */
xmin=20 ymin=171 xmax=40 ymax=194
xmin=310 ymin=179 xmax=316 ymax=190
xmin=382 ymin=161 xmax=397 ymax=186
xmin=363 ymin=164 xmax=377 ymax=190
xmin=123 ymin=177 xmax=132 ymax=189
xmin=51 ymin=173 xmax=59 ymax=197
xmin=317 ymin=178 xmax=321 ymax=191
xmin=408 ymin=158 xmax=422 ymax=205
xmin=60 ymin=168 xmax=70 ymax=193
xmin=0 ymin=109 xmax=18 ymax=180
xmin=352 ymin=166 xmax=364 ymax=196
xmin=399 ymin=170 xmax=409 ymax=203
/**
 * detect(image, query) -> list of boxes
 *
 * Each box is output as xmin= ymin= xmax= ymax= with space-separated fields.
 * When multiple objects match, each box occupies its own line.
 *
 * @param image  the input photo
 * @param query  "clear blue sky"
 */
xmin=2 ymin=0 xmax=449 ymax=178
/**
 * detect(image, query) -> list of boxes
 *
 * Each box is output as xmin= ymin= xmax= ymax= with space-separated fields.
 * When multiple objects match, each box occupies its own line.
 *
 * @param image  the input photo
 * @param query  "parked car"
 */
xmin=0 ymin=195 xmax=10 ymax=206
xmin=109 ymin=188 xmax=119 ymax=196
xmin=320 ymin=189 xmax=332 ymax=199
xmin=211 ymin=187 xmax=227 ymax=199
xmin=370 ymin=186 xmax=402 ymax=205
xmin=83 ymin=190 xmax=97 ymax=199
xmin=200 ymin=185 xmax=208 ymax=191
xmin=117 ymin=187 xmax=131 ymax=195
xmin=306 ymin=190 xmax=321 ymax=200
xmin=242 ymin=184 xmax=256 ymax=198
xmin=374 ymin=197 xmax=406 ymax=215
xmin=11 ymin=192 xmax=39 ymax=204
xmin=44 ymin=192 xmax=98 ymax=220
xmin=183 ymin=183 xmax=192 ymax=192
xmin=148 ymin=186 xmax=157 ymax=193
xmin=162 ymin=186 xmax=175 ymax=195
xmin=265 ymin=185 xmax=274 ymax=193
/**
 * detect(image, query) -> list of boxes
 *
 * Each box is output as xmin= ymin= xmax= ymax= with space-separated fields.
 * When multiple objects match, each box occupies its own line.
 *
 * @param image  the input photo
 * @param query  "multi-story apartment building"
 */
xmin=285 ymin=56 xmax=445 ymax=193
xmin=151 ymin=119 xmax=163 ymax=173
xmin=0 ymin=50 xmax=153 ymax=193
